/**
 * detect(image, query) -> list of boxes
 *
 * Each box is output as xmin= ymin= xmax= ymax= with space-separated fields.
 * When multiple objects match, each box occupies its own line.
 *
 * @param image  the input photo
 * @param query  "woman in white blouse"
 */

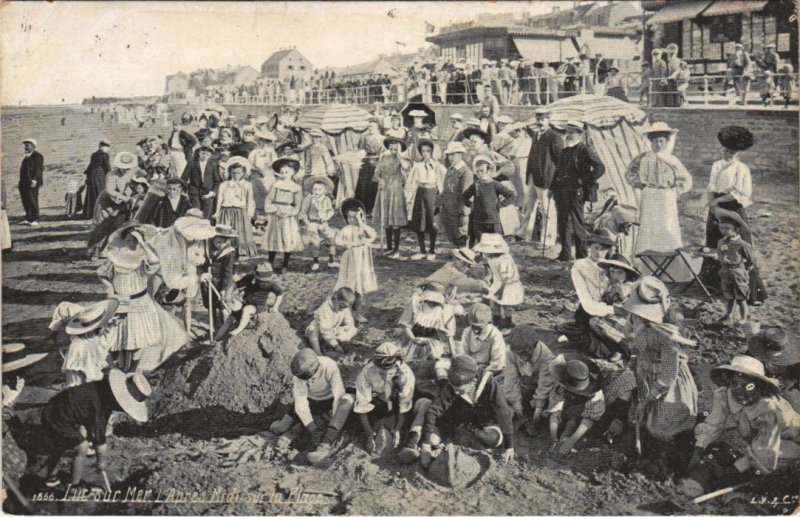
xmin=699 ymin=126 xmax=767 ymax=304
xmin=214 ymin=156 xmax=257 ymax=256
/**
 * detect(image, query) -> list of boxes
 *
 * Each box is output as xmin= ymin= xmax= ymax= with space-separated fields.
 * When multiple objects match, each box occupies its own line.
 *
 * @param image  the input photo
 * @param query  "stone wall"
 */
xmin=212 ymin=103 xmax=799 ymax=177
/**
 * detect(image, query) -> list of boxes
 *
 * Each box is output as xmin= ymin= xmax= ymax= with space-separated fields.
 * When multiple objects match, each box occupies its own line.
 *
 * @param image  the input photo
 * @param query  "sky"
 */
xmin=0 ymin=1 xmax=585 ymax=106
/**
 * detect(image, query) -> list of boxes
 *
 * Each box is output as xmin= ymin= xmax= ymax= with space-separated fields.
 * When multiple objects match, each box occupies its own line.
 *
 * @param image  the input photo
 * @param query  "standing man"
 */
xmin=760 ymin=43 xmax=780 ymax=73
xmin=550 ymin=120 xmax=605 ymax=262
xmin=169 ymin=113 xmax=197 ymax=178
xmin=182 ymin=145 xmax=220 ymax=220
xmin=518 ymin=108 xmax=562 ymax=245
xmin=19 ymin=138 xmax=43 ymax=226
xmin=728 ymin=43 xmax=752 ymax=105
xmin=665 ymin=44 xmax=681 ymax=107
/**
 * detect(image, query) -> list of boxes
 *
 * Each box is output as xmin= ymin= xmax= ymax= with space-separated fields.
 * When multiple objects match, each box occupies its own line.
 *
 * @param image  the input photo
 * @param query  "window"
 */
xmin=709 ymin=14 xmax=741 ymax=44
xmin=484 ymin=37 xmax=505 ymax=50
xmin=287 ymin=65 xmax=294 ymax=70
xmin=300 ymin=65 xmax=306 ymax=70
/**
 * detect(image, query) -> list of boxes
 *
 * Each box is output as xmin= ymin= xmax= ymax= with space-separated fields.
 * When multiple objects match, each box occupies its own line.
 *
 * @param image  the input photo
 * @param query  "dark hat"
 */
xmin=197 ymin=145 xmax=215 ymax=154
xmin=748 ymin=326 xmax=800 ymax=367
xmin=291 ymin=349 xmax=320 ymax=378
xmin=710 ymin=355 xmax=780 ymax=394
xmin=166 ymin=177 xmax=186 ymax=187
xmin=180 ymin=112 xmax=194 ymax=124
xmin=383 ymin=136 xmax=407 ymax=151
xmin=585 ymin=228 xmax=616 ymax=248
xmin=340 ymin=197 xmax=365 ymax=218
xmin=461 ymin=127 xmax=491 ymax=144
xmin=272 ymin=157 xmax=301 ymax=173
xmin=276 ymin=141 xmax=298 ymax=154
xmin=551 ymin=354 xmax=601 ymax=396
xmin=717 ymin=126 xmax=754 ymax=152
xmin=712 ymin=207 xmax=749 ymax=232
xmin=2 ymin=343 xmax=48 ymax=373
xmin=448 ymin=355 xmax=479 ymax=385
xmin=608 ymin=66 xmax=619 ymax=74
xmin=598 ymin=254 xmax=640 ymax=281
xmin=506 ymin=325 xmax=544 ymax=360
xmin=416 ymin=138 xmax=435 ymax=153
xmin=99 ymin=139 xmax=111 ymax=147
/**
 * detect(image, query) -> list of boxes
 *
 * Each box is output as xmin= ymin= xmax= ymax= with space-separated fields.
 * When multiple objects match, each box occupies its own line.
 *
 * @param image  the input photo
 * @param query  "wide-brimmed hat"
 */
xmin=585 ymin=228 xmax=616 ymax=247
xmin=564 ymin=120 xmax=585 ymax=133
xmin=302 ymin=175 xmax=335 ymax=194
xmin=108 ymin=369 xmax=151 ymax=422
xmin=717 ymin=125 xmax=754 ymax=152
xmin=452 ymin=246 xmax=477 ymax=265
xmin=472 ymin=154 xmax=495 ymax=170
xmin=598 ymin=254 xmax=640 ymax=281
xmin=710 ymin=355 xmax=780 ymax=394
xmin=373 ymin=342 xmax=402 ymax=369
xmin=272 ymin=157 xmax=301 ymax=173
xmin=622 ymin=276 xmax=670 ymax=324
xmin=462 ymin=127 xmax=491 ymax=143
xmin=416 ymin=138 xmax=435 ymax=153
xmin=748 ymin=326 xmax=800 ymax=367
xmin=419 ymin=289 xmax=445 ymax=305
xmin=66 ymin=299 xmax=121 ymax=336
xmin=213 ymin=224 xmax=238 ymax=239
xmin=340 ymin=197 xmax=365 ymax=218
xmin=131 ymin=177 xmax=150 ymax=188
xmin=444 ymin=141 xmax=467 ymax=155
xmin=22 ymin=138 xmax=37 ymax=147
xmin=712 ymin=207 xmax=749 ymax=232
xmin=473 ymin=233 xmax=509 ymax=254
xmin=173 ymin=216 xmax=217 ymax=241
xmin=255 ymin=129 xmax=277 ymax=141
xmin=226 ymin=156 xmax=252 ymax=176
xmin=185 ymin=208 xmax=204 ymax=219
xmin=255 ymin=262 xmax=274 ymax=282
xmin=2 ymin=343 xmax=48 ymax=373
xmin=383 ymin=136 xmax=407 ymax=151
xmin=643 ymin=121 xmax=677 ymax=137
xmin=551 ymin=353 xmax=601 ymax=396
xmin=114 ymin=152 xmax=138 ymax=169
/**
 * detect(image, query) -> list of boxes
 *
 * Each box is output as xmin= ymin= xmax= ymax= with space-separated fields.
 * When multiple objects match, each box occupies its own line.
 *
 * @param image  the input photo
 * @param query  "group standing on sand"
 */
xmin=4 ymin=104 xmax=798 ymax=507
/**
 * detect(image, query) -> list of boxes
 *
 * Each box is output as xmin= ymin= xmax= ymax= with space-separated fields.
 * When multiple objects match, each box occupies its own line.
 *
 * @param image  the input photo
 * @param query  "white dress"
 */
xmin=262 ymin=179 xmax=304 ymax=253
xmin=334 ymin=224 xmax=378 ymax=295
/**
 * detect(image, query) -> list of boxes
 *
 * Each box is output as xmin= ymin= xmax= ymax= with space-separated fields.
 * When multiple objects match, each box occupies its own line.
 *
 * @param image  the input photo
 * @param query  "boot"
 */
xmin=306 ymin=442 xmax=332 ymax=465
xmin=269 ymin=414 xmax=295 ymax=435
xmin=398 ymin=431 xmax=421 ymax=464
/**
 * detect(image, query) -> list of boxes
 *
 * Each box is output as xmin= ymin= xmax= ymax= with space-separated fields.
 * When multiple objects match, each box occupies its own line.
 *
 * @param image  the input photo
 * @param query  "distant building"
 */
xmin=426 ymin=2 xmax=643 ymax=65
xmin=165 ymin=72 xmax=189 ymax=102
xmin=336 ymin=50 xmax=434 ymax=80
xmin=643 ymin=0 xmax=798 ymax=74
xmin=219 ymin=65 xmax=259 ymax=86
xmin=260 ymin=47 xmax=313 ymax=82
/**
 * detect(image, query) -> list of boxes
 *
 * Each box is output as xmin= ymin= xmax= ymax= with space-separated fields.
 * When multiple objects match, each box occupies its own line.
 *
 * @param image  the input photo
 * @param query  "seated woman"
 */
xmin=678 ymin=355 xmax=800 ymax=497
xmin=547 ymin=353 xmax=636 ymax=456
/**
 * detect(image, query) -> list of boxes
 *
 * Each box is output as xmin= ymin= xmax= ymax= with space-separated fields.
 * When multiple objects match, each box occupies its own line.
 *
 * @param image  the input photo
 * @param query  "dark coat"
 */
xmin=230 ymin=141 xmax=257 ymax=159
xmin=462 ymin=179 xmax=516 ymax=226
xmin=19 ymin=151 xmax=44 ymax=188
xmin=526 ymin=128 xmax=564 ymax=189
xmin=170 ymin=129 xmax=197 ymax=162
xmin=182 ymin=158 xmax=221 ymax=198
xmin=83 ymin=150 xmax=111 ymax=219
xmin=551 ymin=142 xmax=606 ymax=197
xmin=423 ymin=369 xmax=515 ymax=449
xmin=150 ymin=195 xmax=190 ymax=228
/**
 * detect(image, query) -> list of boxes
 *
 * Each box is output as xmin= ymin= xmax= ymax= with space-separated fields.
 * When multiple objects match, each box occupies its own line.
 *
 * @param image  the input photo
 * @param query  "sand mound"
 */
xmin=428 ymin=444 xmax=490 ymax=489
xmin=149 ymin=313 xmax=300 ymax=417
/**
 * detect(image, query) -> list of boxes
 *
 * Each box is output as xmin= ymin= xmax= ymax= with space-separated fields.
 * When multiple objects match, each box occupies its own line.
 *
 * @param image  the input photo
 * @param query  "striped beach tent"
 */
xmin=294 ymin=104 xmax=371 ymax=134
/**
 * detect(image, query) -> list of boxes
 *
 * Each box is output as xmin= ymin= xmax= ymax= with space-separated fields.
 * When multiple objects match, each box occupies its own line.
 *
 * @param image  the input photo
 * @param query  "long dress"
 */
xmin=97 ymin=250 xmax=188 ymax=372
xmin=372 ymin=154 xmax=408 ymax=228
xmin=83 ymin=150 xmax=110 ymax=220
xmin=334 ymin=224 xmax=378 ymax=295
xmin=215 ymin=179 xmax=257 ymax=256
xmin=699 ymin=158 xmax=767 ymax=304
xmin=439 ymin=161 xmax=473 ymax=246
xmin=627 ymin=149 xmax=696 ymax=283
xmin=262 ymin=178 xmax=304 ymax=253
xmin=630 ymin=326 xmax=698 ymax=441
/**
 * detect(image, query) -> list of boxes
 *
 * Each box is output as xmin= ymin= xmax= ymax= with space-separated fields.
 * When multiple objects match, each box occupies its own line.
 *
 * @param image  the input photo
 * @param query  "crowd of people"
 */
xmin=4 ymin=99 xmax=799 ymax=505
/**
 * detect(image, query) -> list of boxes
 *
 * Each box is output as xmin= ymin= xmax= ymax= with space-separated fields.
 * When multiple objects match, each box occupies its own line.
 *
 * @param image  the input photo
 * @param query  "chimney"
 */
xmin=552 ymin=6 xmax=560 ymax=12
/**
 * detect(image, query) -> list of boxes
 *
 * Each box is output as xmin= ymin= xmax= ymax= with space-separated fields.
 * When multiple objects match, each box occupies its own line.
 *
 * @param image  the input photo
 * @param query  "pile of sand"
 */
xmin=428 ymin=444 xmax=490 ymax=489
xmin=149 ymin=313 xmax=301 ymax=418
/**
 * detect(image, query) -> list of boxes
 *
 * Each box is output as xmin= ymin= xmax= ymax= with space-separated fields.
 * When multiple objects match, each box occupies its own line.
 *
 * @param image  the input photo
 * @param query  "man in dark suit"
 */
xmin=150 ymin=177 xmax=190 ymax=228
xmin=181 ymin=146 xmax=220 ymax=220
xmin=551 ymin=120 xmax=605 ymax=261
xmin=169 ymin=114 xmax=198 ymax=170
xmin=522 ymin=108 xmax=563 ymax=245
xmin=19 ymin=138 xmax=44 ymax=225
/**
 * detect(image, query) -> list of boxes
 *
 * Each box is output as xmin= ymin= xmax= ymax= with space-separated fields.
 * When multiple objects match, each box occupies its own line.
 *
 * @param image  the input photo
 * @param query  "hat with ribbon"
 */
xmin=2 ymin=343 xmax=48 ymax=373
xmin=256 ymin=129 xmax=277 ymax=142
xmin=108 ymin=369 xmax=151 ymax=422
xmin=712 ymin=207 xmax=748 ymax=232
xmin=710 ymin=355 xmax=780 ymax=394
xmin=643 ymin=121 xmax=678 ymax=138
xmin=213 ymin=224 xmax=239 ymax=239
xmin=65 ymin=299 xmax=121 ymax=336
xmin=22 ymin=138 xmax=37 ymax=147
xmin=622 ymin=276 xmax=670 ymax=324
xmin=550 ymin=353 xmax=601 ymax=396
xmin=598 ymin=254 xmax=641 ymax=281
xmin=226 ymin=156 xmax=252 ymax=176
xmin=114 ymin=151 xmax=138 ymax=169
xmin=496 ymin=115 xmax=514 ymax=125
xmin=383 ymin=136 xmax=407 ymax=151
xmin=409 ymin=110 xmax=428 ymax=118
xmin=748 ymin=326 xmax=800 ymax=367
xmin=418 ymin=281 xmax=446 ymax=305
xmin=448 ymin=355 xmax=479 ymax=386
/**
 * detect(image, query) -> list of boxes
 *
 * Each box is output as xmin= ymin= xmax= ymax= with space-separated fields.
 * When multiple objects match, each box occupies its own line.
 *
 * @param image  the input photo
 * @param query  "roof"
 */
xmin=507 ymin=26 xmax=567 ymax=38
xmin=646 ymin=0 xmax=712 ymax=25
xmin=262 ymin=48 xmax=307 ymax=68
xmin=702 ymin=0 xmax=769 ymax=17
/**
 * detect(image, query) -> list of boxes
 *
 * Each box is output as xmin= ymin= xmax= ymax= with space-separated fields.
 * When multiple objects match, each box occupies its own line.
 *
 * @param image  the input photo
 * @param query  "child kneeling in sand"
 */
xmin=215 ymin=263 xmax=284 ymax=339
xmin=304 ymin=287 xmax=358 ymax=356
xmin=269 ymin=349 xmax=354 ymax=465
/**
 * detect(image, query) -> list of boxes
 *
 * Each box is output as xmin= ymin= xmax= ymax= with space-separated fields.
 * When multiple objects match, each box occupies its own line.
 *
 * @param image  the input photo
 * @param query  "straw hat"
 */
xmin=462 ymin=127 xmax=491 ymax=143
xmin=452 ymin=246 xmax=478 ymax=265
xmin=373 ymin=342 xmax=402 ymax=369
xmin=340 ymin=197 xmax=365 ymax=219
xmin=383 ymin=136 xmax=407 ymax=151
xmin=598 ymin=254 xmax=640 ymax=281
xmin=22 ymin=138 xmax=37 ymax=147
xmin=1 ymin=343 xmax=47 ymax=373
xmin=173 ymin=217 xmax=217 ymax=241
xmin=748 ymin=326 xmax=800 ymax=367
xmin=622 ymin=276 xmax=670 ymax=324
xmin=550 ymin=353 xmax=601 ymax=396
xmin=256 ymin=129 xmax=277 ymax=142
xmin=66 ymin=299 xmax=121 ymax=336
xmin=443 ymin=141 xmax=467 ymax=155
xmin=105 ymin=221 xmax=154 ymax=255
xmin=534 ymin=107 xmax=551 ymax=118
xmin=131 ymin=177 xmax=150 ymax=188
xmin=717 ymin=125 xmax=754 ymax=152
xmin=108 ymin=369 xmax=151 ymax=422
xmin=114 ymin=152 xmax=138 ymax=169
xmin=710 ymin=355 xmax=780 ymax=394
xmin=472 ymin=154 xmax=495 ymax=170
xmin=643 ymin=121 xmax=678 ymax=137
xmin=465 ymin=118 xmax=481 ymax=127
xmin=473 ymin=232 xmax=509 ymax=255
xmin=302 ymin=175 xmax=335 ymax=194
xmin=272 ymin=157 xmax=301 ymax=173
xmin=496 ymin=115 xmax=514 ymax=125
xmin=418 ymin=281 xmax=446 ymax=305
xmin=185 ymin=208 xmax=204 ymax=219
xmin=712 ymin=207 xmax=748 ymax=232
xmin=213 ymin=224 xmax=238 ymax=239
xmin=226 ymin=156 xmax=252 ymax=176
